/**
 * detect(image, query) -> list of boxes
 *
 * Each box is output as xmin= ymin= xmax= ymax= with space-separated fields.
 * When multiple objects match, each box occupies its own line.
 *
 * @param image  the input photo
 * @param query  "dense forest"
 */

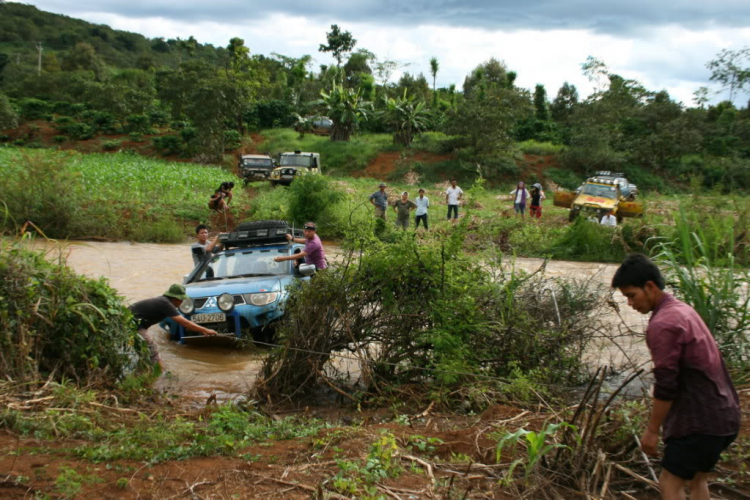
xmin=1 ymin=2 xmax=749 ymax=191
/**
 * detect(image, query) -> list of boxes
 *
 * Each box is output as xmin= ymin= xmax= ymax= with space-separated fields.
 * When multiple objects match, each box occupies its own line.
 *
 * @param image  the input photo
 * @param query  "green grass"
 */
xmin=258 ymin=129 xmax=397 ymax=174
xmin=0 ymin=148 xmax=246 ymax=241
xmin=518 ymin=140 xmax=566 ymax=156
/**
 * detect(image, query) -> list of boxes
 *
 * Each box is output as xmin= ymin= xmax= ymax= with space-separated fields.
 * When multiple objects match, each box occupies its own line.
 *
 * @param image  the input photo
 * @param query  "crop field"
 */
xmin=0 ymin=148 xmax=247 ymax=241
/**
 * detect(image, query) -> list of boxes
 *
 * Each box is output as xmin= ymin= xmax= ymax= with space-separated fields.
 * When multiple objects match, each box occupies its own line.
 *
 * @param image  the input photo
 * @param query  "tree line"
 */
xmin=1 ymin=3 xmax=749 ymax=190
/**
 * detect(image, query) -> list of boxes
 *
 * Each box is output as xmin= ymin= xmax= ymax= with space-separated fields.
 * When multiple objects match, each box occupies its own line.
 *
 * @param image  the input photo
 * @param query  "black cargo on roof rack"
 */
xmin=218 ymin=220 xmax=303 ymax=249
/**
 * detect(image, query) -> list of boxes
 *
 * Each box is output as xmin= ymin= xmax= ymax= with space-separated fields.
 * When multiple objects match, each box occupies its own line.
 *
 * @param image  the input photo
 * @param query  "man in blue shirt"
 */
xmin=414 ymin=188 xmax=430 ymax=230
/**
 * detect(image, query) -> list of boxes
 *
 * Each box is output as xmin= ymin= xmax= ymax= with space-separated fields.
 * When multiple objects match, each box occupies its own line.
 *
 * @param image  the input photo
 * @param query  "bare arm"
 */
xmin=205 ymin=234 xmax=220 ymax=253
xmin=285 ymin=234 xmax=305 ymax=244
xmin=172 ymin=315 xmax=217 ymax=336
xmin=275 ymin=252 xmax=306 ymax=262
xmin=641 ymin=398 xmax=674 ymax=456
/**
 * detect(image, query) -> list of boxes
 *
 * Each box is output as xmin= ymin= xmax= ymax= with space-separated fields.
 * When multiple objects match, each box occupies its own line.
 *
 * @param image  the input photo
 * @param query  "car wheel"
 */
xmin=568 ymin=209 xmax=579 ymax=223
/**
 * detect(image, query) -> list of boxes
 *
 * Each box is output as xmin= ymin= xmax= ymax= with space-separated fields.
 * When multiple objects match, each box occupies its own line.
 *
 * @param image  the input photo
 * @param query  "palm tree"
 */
xmin=315 ymin=83 xmax=372 ymax=141
xmin=429 ymin=57 xmax=439 ymax=92
xmin=382 ymin=89 xmax=430 ymax=146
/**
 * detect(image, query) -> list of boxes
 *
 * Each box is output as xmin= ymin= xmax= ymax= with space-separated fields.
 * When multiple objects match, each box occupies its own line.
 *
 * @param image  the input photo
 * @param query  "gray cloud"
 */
xmin=28 ymin=0 xmax=750 ymax=35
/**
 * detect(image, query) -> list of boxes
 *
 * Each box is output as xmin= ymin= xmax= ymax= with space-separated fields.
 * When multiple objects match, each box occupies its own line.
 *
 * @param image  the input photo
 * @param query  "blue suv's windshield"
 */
xmin=197 ymin=248 xmax=289 ymax=281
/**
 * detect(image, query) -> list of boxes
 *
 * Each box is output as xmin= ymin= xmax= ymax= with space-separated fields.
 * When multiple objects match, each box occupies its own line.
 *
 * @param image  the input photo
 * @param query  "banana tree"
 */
xmin=381 ymin=89 xmax=430 ymax=146
xmin=315 ymin=83 xmax=372 ymax=141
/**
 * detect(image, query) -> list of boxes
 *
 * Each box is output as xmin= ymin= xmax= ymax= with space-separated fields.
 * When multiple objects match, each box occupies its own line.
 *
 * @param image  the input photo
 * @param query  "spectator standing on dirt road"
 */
xmin=529 ymin=183 xmax=546 ymax=219
xmin=510 ymin=181 xmax=530 ymax=219
xmin=612 ymin=254 xmax=740 ymax=500
xmin=414 ymin=188 xmax=430 ymax=230
xmin=129 ymin=284 xmax=218 ymax=367
xmin=393 ymin=191 xmax=417 ymax=230
xmin=274 ymin=222 xmax=328 ymax=270
xmin=445 ymin=179 xmax=463 ymax=224
xmin=191 ymin=224 xmax=222 ymax=267
xmin=369 ymin=183 xmax=389 ymax=220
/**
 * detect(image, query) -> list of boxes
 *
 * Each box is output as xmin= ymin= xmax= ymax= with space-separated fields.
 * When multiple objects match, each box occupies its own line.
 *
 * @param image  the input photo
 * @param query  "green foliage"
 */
xmin=545 ymin=167 xmax=583 ymax=190
xmin=152 ymin=134 xmax=182 ymax=155
xmin=495 ymin=423 xmax=576 ymax=482
xmin=316 ymin=83 xmax=372 ymax=142
xmin=101 ymin=139 xmax=121 ymax=152
xmin=0 ymin=242 xmax=148 ymax=384
xmin=381 ymin=89 xmax=431 ymax=146
xmin=0 ymin=148 xmax=246 ymax=241
xmin=53 ymin=135 xmax=68 ymax=143
xmin=0 ymin=93 xmax=18 ymax=129
xmin=518 ymin=140 xmax=565 ymax=156
xmin=257 ymin=233 xmax=606 ymax=401
xmin=549 ymin=217 xmax=625 ymax=262
xmin=55 ymin=466 xmax=103 ymax=499
xmin=286 ymin=173 xmax=345 ymax=228
xmin=18 ymin=98 xmax=50 ymax=120
xmin=318 ymin=24 xmax=357 ymax=66
xmin=654 ymin=208 xmax=750 ymax=368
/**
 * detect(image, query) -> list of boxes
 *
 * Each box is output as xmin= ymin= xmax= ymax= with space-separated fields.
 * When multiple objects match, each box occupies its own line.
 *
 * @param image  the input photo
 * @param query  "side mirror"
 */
xmin=183 ymin=273 xmax=190 ymax=284
xmin=298 ymin=263 xmax=316 ymax=277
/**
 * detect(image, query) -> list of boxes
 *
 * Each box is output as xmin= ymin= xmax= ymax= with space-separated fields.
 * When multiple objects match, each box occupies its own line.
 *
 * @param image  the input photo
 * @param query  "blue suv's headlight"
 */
xmin=243 ymin=292 xmax=279 ymax=306
xmin=179 ymin=297 xmax=195 ymax=315
xmin=217 ymin=293 xmax=235 ymax=312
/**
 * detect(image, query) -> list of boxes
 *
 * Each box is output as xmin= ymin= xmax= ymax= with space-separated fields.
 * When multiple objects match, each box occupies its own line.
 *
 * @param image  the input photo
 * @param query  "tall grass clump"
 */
xmin=654 ymin=209 xmax=750 ymax=370
xmin=0 ymin=238 xmax=148 ymax=384
xmin=518 ymin=140 xmax=566 ymax=156
xmin=0 ymin=152 xmax=79 ymax=238
xmin=548 ymin=218 xmax=626 ymax=263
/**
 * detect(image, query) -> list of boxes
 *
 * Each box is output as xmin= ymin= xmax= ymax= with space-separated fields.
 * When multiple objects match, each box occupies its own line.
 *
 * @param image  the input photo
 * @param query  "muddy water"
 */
xmin=41 ymin=241 xmax=651 ymax=402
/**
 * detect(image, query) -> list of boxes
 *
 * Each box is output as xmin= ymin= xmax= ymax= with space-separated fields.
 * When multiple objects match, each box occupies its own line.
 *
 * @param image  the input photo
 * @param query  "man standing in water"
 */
xmin=612 ymin=254 xmax=739 ymax=500
xmin=129 ymin=284 xmax=218 ymax=366
xmin=274 ymin=222 xmax=327 ymax=270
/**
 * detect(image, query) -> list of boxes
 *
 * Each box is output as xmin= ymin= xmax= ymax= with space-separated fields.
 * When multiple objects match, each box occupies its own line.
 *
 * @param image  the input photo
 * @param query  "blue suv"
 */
xmin=163 ymin=220 xmax=314 ymax=343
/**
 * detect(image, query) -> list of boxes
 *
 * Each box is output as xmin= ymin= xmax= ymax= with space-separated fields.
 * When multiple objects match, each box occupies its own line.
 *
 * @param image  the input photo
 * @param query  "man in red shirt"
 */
xmin=612 ymin=254 xmax=740 ymax=500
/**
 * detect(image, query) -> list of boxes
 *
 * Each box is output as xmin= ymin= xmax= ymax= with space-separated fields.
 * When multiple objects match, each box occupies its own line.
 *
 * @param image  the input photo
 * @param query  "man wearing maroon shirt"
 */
xmin=612 ymin=254 xmax=740 ymax=500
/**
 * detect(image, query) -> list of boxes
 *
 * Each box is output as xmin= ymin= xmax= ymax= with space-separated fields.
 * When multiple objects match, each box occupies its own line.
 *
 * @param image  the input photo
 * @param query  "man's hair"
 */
xmin=195 ymin=224 xmax=208 ymax=234
xmin=611 ymin=253 xmax=665 ymax=290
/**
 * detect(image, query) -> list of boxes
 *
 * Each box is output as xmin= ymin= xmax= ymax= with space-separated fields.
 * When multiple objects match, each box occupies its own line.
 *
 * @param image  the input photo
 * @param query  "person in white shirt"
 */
xmin=445 ymin=179 xmax=463 ymax=224
xmin=414 ymin=188 xmax=430 ymax=230
xmin=510 ymin=181 xmax=531 ymax=219
xmin=601 ymin=209 xmax=618 ymax=227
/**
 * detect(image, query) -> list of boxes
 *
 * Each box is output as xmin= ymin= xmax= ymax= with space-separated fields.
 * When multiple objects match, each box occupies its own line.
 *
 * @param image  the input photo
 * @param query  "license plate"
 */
xmin=191 ymin=313 xmax=226 ymax=323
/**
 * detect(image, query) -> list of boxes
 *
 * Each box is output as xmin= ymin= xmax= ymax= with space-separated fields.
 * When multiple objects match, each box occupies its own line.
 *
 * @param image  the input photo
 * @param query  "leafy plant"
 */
xmin=495 ymin=422 xmax=577 ymax=482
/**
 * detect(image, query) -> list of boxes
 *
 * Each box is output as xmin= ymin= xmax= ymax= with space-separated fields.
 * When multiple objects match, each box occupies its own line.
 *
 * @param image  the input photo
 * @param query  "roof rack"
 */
xmin=219 ymin=227 xmax=303 ymax=249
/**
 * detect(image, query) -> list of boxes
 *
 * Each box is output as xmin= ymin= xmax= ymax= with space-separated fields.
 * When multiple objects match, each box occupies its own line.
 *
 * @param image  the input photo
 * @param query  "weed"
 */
xmin=54 ymin=466 xmax=103 ymax=499
xmin=494 ymin=422 xmax=577 ymax=483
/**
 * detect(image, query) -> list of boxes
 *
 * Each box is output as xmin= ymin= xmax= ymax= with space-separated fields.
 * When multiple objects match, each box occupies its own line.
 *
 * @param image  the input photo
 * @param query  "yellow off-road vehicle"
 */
xmin=553 ymin=171 xmax=643 ymax=223
xmin=269 ymin=151 xmax=321 ymax=186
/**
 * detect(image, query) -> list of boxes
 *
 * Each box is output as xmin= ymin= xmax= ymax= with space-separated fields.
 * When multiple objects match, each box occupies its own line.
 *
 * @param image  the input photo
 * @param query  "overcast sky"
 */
xmin=23 ymin=0 xmax=750 ymax=105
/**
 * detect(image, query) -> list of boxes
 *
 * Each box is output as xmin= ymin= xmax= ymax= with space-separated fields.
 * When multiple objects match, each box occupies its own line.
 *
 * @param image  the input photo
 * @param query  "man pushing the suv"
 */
xmin=129 ymin=284 xmax=218 ymax=366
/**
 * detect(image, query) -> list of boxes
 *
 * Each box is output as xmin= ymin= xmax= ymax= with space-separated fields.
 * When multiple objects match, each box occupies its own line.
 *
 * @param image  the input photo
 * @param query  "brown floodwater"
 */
xmin=37 ymin=240 xmax=651 ymax=402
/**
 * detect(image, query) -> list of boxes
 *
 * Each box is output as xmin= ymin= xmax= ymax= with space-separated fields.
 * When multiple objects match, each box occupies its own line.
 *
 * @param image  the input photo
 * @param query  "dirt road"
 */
xmin=41 ymin=240 xmax=650 ymax=402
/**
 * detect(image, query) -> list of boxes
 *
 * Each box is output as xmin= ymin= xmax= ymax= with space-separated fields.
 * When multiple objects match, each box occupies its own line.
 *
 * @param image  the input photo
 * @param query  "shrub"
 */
xmin=224 ymin=130 xmax=242 ymax=151
xmin=63 ymin=122 xmax=95 ymax=140
xmin=0 ymin=242 xmax=148 ymax=383
xmin=180 ymin=126 xmax=197 ymax=143
xmin=53 ymin=135 xmax=68 ymax=144
xmin=0 ymin=152 xmax=79 ymax=237
xmin=128 ymin=132 xmax=143 ymax=142
xmin=102 ymin=140 xmax=121 ymax=152
xmin=548 ymin=217 xmax=625 ymax=262
xmin=148 ymin=108 xmax=169 ymax=127
xmin=546 ymin=168 xmax=583 ymax=190
xmin=52 ymin=101 xmax=74 ymax=115
xmin=126 ymin=114 xmax=150 ymax=134
xmin=152 ymin=135 xmax=182 ymax=155
xmin=0 ymin=134 xmax=10 ymax=142
xmin=255 ymin=232 xmax=607 ymax=401
xmin=18 ymin=98 xmax=50 ymax=120
xmin=287 ymin=174 xmax=345 ymax=229
xmin=54 ymin=116 xmax=75 ymax=130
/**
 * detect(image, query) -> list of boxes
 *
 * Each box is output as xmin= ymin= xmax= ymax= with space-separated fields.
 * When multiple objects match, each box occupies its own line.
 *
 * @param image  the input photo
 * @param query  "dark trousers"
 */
xmin=415 ymin=214 xmax=428 ymax=229
xmin=447 ymin=205 xmax=458 ymax=219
